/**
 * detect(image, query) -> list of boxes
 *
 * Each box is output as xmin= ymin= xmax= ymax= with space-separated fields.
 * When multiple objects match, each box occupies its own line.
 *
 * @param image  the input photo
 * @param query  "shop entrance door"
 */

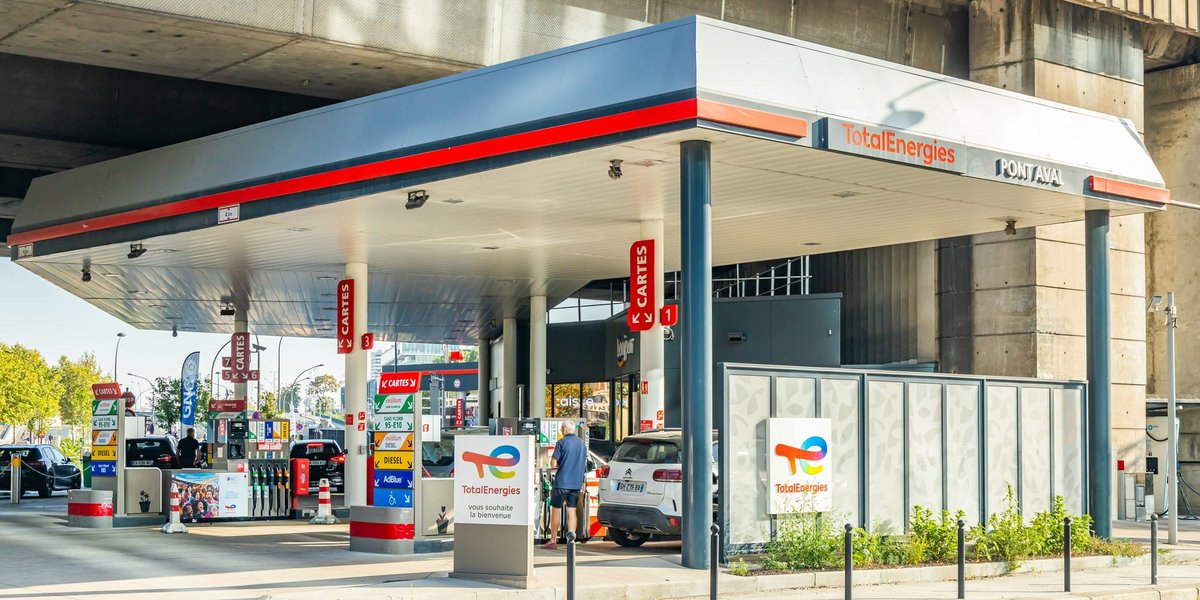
xmin=609 ymin=374 xmax=639 ymax=442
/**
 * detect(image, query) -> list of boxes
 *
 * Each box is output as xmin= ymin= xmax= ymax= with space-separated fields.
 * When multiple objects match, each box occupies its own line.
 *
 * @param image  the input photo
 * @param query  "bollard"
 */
xmin=1063 ymin=517 xmax=1072 ymax=593
xmin=566 ymin=530 xmax=577 ymax=600
xmin=9 ymin=455 xmax=20 ymax=504
xmin=710 ymin=523 xmax=720 ymax=600
xmin=957 ymin=518 xmax=966 ymax=599
xmin=161 ymin=483 xmax=189 ymax=534
xmin=1151 ymin=514 xmax=1159 ymax=585
xmin=844 ymin=523 xmax=854 ymax=600
xmin=309 ymin=478 xmax=339 ymax=524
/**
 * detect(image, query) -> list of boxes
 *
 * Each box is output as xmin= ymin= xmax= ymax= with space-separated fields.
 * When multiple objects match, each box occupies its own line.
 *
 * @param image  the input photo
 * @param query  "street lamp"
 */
xmin=252 ymin=340 xmax=267 ymax=408
xmin=1149 ymin=292 xmax=1179 ymax=545
xmin=208 ymin=339 xmax=232 ymax=398
xmin=288 ymin=364 xmax=324 ymax=414
xmin=113 ymin=332 xmax=126 ymax=381
xmin=127 ymin=372 xmax=155 ymax=412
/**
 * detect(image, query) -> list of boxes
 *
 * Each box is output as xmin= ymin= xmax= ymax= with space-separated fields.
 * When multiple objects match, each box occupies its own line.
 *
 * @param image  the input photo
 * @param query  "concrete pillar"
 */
xmin=1146 ymin=64 xmax=1200 ymax=399
xmin=680 ymin=139 xmax=712 ymax=570
xmin=344 ymin=262 xmax=368 ymax=507
xmin=964 ymin=0 xmax=1149 ymax=483
xmin=477 ymin=339 xmax=491 ymax=426
xmin=234 ymin=312 xmax=249 ymax=402
xmin=502 ymin=318 xmax=518 ymax=418
xmin=640 ymin=219 xmax=665 ymax=431
xmin=530 ymin=296 xmax=547 ymax=419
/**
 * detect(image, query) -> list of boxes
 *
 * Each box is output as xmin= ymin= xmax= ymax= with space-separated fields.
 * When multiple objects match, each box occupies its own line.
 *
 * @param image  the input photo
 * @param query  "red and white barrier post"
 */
xmin=161 ymin=483 xmax=188 ymax=534
xmin=310 ymin=478 xmax=339 ymax=524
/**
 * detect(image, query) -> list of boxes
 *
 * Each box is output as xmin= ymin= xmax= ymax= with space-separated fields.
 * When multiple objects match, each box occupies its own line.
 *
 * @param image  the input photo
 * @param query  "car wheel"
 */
xmin=38 ymin=475 xmax=53 ymax=498
xmin=609 ymin=528 xmax=650 ymax=548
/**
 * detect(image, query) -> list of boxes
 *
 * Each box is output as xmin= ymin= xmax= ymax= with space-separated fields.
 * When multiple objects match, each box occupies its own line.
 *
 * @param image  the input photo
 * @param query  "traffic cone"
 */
xmin=160 ymin=483 xmax=188 ymax=534
xmin=309 ymin=478 xmax=338 ymax=524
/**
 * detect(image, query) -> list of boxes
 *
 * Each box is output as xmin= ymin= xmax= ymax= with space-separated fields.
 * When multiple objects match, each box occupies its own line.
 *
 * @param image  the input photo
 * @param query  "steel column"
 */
xmin=1084 ymin=209 xmax=1112 ymax=538
xmin=680 ymin=139 xmax=712 ymax=569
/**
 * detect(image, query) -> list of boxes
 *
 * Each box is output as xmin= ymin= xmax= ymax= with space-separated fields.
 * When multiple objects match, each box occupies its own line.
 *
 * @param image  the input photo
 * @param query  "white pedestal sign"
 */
xmin=767 ymin=418 xmax=833 ymax=514
xmin=454 ymin=435 xmax=533 ymax=525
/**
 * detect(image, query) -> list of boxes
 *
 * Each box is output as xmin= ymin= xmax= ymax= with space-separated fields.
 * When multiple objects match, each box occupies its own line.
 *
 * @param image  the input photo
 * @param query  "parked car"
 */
xmin=596 ymin=429 xmax=718 ymax=547
xmin=290 ymin=440 xmax=345 ymax=492
xmin=125 ymin=436 xmax=181 ymax=469
xmin=0 ymin=444 xmax=82 ymax=497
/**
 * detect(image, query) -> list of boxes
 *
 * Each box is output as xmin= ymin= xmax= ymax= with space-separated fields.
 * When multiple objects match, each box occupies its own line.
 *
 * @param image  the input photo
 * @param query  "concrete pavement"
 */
xmin=3 ymin=493 xmax=1200 ymax=599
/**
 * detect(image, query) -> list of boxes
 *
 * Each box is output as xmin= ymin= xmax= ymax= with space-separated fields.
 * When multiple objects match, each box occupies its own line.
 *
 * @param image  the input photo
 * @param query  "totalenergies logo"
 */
xmin=462 ymin=445 xmax=521 ymax=479
xmin=775 ymin=436 xmax=828 ymax=476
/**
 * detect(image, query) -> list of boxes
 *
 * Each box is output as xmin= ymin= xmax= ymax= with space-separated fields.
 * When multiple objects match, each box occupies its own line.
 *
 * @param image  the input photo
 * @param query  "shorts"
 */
xmin=550 ymin=487 xmax=580 ymax=509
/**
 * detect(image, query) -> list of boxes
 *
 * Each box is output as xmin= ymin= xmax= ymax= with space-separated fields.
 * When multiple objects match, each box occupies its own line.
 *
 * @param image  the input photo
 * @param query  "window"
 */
xmin=612 ymin=440 xmax=680 ymax=464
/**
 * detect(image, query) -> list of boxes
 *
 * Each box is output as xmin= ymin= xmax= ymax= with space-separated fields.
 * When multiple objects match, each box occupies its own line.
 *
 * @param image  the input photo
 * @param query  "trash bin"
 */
xmin=82 ymin=451 xmax=92 ymax=489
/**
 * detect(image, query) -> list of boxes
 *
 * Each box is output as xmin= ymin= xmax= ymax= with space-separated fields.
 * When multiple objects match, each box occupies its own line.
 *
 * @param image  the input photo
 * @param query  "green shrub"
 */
xmin=1028 ymin=495 xmax=1092 ymax=556
xmin=765 ymin=513 xmax=844 ymax=570
xmin=909 ymin=506 xmax=967 ymax=563
xmin=971 ymin=485 xmax=1032 ymax=569
xmin=729 ymin=559 xmax=751 ymax=576
xmin=855 ymin=524 xmax=920 ymax=566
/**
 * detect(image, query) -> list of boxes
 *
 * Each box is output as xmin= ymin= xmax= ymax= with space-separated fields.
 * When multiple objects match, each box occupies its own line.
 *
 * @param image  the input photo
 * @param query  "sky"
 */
xmin=0 ymin=258 xmax=346 ymax=404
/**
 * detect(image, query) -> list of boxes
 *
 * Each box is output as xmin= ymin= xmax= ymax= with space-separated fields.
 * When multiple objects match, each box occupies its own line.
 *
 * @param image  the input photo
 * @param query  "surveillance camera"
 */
xmin=172 ymin=325 xmax=178 ymax=338
xmin=608 ymin=159 xmax=623 ymax=180
xmin=1149 ymin=295 xmax=1163 ymax=313
xmin=127 ymin=243 xmax=147 ymax=259
xmin=727 ymin=331 xmax=746 ymax=343
xmin=81 ymin=267 xmax=92 ymax=283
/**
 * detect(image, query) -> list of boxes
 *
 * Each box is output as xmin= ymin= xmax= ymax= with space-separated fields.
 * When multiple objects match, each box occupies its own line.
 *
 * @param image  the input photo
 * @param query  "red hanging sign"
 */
xmin=455 ymin=398 xmax=464 ymax=427
xmin=627 ymin=240 xmax=656 ymax=331
xmin=661 ymin=304 xmax=679 ymax=327
xmin=337 ymin=279 xmax=354 ymax=354
xmin=231 ymin=332 xmax=250 ymax=375
xmin=361 ymin=333 xmax=374 ymax=350
xmin=91 ymin=383 xmax=122 ymax=400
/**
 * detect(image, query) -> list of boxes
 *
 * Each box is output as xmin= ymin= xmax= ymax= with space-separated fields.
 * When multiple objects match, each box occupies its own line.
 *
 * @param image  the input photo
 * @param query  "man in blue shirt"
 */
xmin=543 ymin=422 xmax=586 ymax=549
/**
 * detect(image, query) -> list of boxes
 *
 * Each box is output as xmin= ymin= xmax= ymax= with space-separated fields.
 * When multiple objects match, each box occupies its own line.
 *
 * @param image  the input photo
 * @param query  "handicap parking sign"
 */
xmin=372 ymin=488 xmax=413 ymax=508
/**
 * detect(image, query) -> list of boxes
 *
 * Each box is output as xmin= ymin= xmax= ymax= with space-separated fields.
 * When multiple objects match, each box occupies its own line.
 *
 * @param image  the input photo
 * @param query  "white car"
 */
xmin=597 ymin=429 xmax=717 ymax=547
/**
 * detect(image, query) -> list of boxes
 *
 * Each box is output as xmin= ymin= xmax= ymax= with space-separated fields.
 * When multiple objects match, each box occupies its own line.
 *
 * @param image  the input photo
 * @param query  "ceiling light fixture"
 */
xmin=172 ymin=324 xmax=178 ymax=337
xmin=405 ymin=189 xmax=429 ymax=210
xmin=317 ymin=275 xmax=337 ymax=281
xmin=219 ymin=305 xmax=236 ymax=317
xmin=287 ymin=226 xmax=311 ymax=233
xmin=81 ymin=266 xmax=92 ymax=283
xmin=829 ymin=190 xmax=862 ymax=198
xmin=482 ymin=246 xmax=500 ymax=250
xmin=127 ymin=243 xmax=147 ymax=259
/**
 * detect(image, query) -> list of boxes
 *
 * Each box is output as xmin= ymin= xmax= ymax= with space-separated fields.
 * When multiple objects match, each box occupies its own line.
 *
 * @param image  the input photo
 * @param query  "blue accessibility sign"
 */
xmin=91 ymin=461 xmax=117 ymax=477
xmin=372 ymin=488 xmax=413 ymax=508
xmin=373 ymin=469 xmax=413 ymax=490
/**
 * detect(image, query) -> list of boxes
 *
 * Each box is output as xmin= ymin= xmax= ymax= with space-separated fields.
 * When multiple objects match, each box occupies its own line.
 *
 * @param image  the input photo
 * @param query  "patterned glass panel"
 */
xmin=822 ymin=377 xmax=861 ymax=525
xmin=1020 ymin=388 xmax=1053 ymax=517
xmin=946 ymin=384 xmax=980 ymax=524
xmin=868 ymin=380 xmax=905 ymax=530
xmin=1054 ymin=387 xmax=1085 ymax=514
xmin=776 ymin=377 xmax=816 ymax=418
xmin=986 ymin=386 xmax=1019 ymax=516
xmin=726 ymin=374 xmax=772 ymax=546
xmin=908 ymin=382 xmax=944 ymax=519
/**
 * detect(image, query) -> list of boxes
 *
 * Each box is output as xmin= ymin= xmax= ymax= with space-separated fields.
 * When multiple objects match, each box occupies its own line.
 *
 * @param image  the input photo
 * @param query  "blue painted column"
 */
xmin=680 ymin=139 xmax=712 ymax=569
xmin=1085 ymin=209 xmax=1112 ymax=539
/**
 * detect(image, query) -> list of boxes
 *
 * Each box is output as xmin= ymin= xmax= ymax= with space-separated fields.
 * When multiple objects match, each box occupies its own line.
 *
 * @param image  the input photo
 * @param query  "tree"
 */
xmin=258 ymin=390 xmax=281 ymax=419
xmin=307 ymin=374 xmax=340 ymax=415
xmin=458 ymin=348 xmax=480 ymax=363
xmin=279 ymin=383 xmax=302 ymax=413
xmin=0 ymin=343 xmax=62 ymax=440
xmin=53 ymin=353 xmax=104 ymax=433
xmin=148 ymin=376 xmax=212 ymax=435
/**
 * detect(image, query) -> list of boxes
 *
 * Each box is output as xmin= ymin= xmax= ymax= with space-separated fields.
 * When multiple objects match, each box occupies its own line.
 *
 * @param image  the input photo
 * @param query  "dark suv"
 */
xmin=0 ymin=445 xmax=82 ymax=498
xmin=290 ymin=440 xmax=345 ymax=492
xmin=125 ymin=436 xmax=181 ymax=469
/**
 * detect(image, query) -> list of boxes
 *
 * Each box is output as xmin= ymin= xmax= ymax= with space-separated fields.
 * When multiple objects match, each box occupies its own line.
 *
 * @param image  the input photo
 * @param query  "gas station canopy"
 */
xmin=6 ymin=17 xmax=1168 ymax=344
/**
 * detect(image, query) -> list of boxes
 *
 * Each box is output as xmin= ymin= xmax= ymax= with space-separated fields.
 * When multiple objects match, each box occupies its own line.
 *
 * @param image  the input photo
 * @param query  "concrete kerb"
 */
xmin=1008 ymin=586 xmax=1200 ymax=600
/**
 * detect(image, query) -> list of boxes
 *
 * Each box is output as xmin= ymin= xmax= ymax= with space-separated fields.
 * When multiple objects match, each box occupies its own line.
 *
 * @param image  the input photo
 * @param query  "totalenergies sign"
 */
xmin=821 ymin=118 xmax=965 ymax=174
xmin=454 ymin=435 xmax=534 ymax=526
xmin=767 ymin=418 xmax=833 ymax=514
xmin=627 ymin=240 xmax=656 ymax=331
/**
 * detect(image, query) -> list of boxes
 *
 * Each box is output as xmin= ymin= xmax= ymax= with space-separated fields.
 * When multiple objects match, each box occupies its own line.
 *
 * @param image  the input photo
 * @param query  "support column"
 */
xmin=477 ymin=339 xmax=491 ymax=426
xmin=1085 ymin=210 xmax=1112 ymax=538
xmin=502 ymin=318 xmax=518 ymax=418
xmin=530 ymin=296 xmax=547 ymax=418
xmin=680 ymin=140 xmax=712 ymax=569
xmin=234 ymin=312 xmax=249 ymax=402
xmin=640 ymin=219 xmax=665 ymax=431
xmin=344 ymin=262 xmax=369 ymax=507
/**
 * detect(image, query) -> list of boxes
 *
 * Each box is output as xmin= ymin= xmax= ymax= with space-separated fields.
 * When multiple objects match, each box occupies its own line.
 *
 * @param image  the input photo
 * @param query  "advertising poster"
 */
xmin=767 ymin=418 xmax=833 ymax=514
xmin=454 ymin=435 xmax=534 ymax=526
xmin=172 ymin=472 xmax=250 ymax=520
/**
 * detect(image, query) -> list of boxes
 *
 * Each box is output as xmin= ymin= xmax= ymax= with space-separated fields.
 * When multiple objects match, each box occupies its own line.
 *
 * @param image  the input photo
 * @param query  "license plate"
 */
xmin=309 ymin=460 xmax=326 ymax=466
xmin=616 ymin=481 xmax=645 ymax=493
xmin=131 ymin=460 xmax=152 ymax=467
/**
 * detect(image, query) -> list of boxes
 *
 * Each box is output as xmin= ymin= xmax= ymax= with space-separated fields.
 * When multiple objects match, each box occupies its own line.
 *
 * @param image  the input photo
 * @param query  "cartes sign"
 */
xmin=337 ymin=278 xmax=354 ymax=354
xmin=231 ymin=332 xmax=250 ymax=375
xmin=767 ymin=417 xmax=833 ymax=514
xmin=91 ymin=383 xmax=122 ymax=401
xmin=454 ymin=435 xmax=534 ymax=526
xmin=627 ymin=240 xmax=656 ymax=331
xmin=378 ymin=372 xmax=420 ymax=395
